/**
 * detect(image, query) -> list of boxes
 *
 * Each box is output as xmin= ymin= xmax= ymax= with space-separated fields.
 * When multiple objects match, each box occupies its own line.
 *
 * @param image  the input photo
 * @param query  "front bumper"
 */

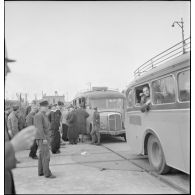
xmin=99 ymin=129 xmax=126 ymax=136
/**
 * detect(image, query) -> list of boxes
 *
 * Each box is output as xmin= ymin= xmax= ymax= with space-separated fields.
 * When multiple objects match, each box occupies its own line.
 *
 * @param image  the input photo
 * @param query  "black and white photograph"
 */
xmin=4 ymin=1 xmax=190 ymax=194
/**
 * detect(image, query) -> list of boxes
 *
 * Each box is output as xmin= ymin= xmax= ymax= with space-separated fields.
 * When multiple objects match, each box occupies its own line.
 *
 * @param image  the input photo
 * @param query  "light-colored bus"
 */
xmin=125 ymin=38 xmax=190 ymax=174
xmin=72 ymin=87 xmax=126 ymax=140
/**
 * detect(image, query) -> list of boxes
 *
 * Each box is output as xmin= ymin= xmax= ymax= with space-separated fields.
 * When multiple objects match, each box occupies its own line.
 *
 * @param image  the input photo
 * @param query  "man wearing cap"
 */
xmin=34 ymin=100 xmax=56 ymax=178
xmin=90 ymin=107 xmax=101 ymax=145
xmin=7 ymin=105 xmax=19 ymax=138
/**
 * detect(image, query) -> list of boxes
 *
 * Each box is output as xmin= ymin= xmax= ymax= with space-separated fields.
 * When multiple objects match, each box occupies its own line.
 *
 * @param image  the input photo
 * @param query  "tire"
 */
xmin=123 ymin=133 xmax=126 ymax=142
xmin=147 ymin=135 xmax=170 ymax=174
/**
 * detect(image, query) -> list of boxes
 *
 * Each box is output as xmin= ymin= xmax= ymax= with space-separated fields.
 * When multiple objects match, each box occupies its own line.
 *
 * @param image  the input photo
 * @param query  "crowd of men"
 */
xmin=4 ymin=44 xmax=151 ymax=194
xmin=5 ymin=98 xmax=101 ymax=179
xmin=4 ymin=44 xmax=103 ymax=194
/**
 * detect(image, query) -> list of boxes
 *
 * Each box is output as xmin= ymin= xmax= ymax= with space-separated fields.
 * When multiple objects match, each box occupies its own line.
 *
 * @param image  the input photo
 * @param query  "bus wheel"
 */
xmin=147 ymin=135 xmax=170 ymax=174
xmin=122 ymin=134 xmax=126 ymax=142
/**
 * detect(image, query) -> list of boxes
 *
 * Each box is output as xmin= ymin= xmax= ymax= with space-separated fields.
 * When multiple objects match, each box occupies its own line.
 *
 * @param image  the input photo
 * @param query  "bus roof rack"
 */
xmin=134 ymin=37 xmax=191 ymax=78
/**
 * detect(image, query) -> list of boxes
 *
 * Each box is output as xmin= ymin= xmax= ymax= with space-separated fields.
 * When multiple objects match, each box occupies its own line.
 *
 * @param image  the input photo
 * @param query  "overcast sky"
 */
xmin=5 ymin=1 xmax=190 ymax=102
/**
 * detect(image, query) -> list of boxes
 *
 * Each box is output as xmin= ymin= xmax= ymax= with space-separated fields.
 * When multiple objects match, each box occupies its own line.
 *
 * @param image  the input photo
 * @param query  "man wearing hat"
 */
xmin=34 ymin=99 xmax=56 ymax=178
xmin=90 ymin=107 xmax=101 ymax=145
xmin=7 ymin=105 xmax=20 ymax=138
xmin=5 ymin=43 xmax=37 ymax=194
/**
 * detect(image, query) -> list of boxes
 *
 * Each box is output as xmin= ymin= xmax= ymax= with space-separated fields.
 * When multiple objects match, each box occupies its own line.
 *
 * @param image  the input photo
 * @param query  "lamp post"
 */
xmin=172 ymin=18 xmax=185 ymax=54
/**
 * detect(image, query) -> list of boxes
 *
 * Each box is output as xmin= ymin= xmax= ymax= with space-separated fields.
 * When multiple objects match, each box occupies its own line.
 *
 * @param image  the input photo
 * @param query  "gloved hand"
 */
xmin=10 ymin=125 xmax=37 ymax=152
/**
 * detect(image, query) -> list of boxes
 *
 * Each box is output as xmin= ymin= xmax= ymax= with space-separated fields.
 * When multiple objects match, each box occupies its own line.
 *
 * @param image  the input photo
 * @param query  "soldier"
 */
xmin=7 ymin=105 xmax=20 ymax=138
xmin=90 ymin=107 xmax=101 ymax=145
xmin=26 ymin=105 xmax=39 ymax=159
xmin=34 ymin=100 xmax=56 ymax=178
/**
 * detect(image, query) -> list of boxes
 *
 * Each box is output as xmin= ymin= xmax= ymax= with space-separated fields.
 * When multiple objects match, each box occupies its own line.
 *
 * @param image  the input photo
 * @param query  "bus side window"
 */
xmin=152 ymin=75 xmax=175 ymax=104
xmin=135 ymin=84 xmax=150 ymax=106
xmin=178 ymin=70 xmax=190 ymax=102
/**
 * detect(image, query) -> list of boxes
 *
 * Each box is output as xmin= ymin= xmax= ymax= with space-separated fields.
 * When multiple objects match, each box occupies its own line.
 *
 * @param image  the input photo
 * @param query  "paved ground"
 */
xmin=13 ymin=136 xmax=190 ymax=194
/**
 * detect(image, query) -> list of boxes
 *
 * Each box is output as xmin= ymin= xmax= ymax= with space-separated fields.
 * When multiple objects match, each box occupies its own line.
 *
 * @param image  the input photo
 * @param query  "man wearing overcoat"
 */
xmin=34 ymin=100 xmax=56 ymax=178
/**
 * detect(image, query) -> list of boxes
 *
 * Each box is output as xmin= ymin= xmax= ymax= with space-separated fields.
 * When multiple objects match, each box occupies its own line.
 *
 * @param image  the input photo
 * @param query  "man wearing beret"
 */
xmin=34 ymin=100 xmax=56 ymax=178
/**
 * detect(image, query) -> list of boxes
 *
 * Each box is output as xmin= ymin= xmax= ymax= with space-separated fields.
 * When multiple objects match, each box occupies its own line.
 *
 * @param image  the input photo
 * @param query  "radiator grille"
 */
xmin=109 ymin=114 xmax=122 ymax=130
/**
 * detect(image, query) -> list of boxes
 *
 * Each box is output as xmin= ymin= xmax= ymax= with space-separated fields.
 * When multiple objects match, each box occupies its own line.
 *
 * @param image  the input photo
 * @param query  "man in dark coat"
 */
xmin=26 ymin=105 xmax=39 ymax=159
xmin=48 ymin=104 xmax=61 ymax=154
xmin=67 ymin=107 xmax=78 ymax=144
xmin=34 ymin=100 xmax=56 ymax=178
xmin=76 ymin=106 xmax=89 ymax=142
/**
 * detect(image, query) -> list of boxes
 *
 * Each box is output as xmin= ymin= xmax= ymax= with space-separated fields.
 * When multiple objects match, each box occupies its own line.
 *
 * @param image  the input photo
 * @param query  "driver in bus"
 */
xmin=140 ymin=86 xmax=151 ymax=113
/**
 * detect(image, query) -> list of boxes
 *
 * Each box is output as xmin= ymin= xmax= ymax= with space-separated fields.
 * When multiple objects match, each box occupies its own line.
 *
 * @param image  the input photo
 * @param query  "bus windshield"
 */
xmin=90 ymin=98 xmax=123 ymax=110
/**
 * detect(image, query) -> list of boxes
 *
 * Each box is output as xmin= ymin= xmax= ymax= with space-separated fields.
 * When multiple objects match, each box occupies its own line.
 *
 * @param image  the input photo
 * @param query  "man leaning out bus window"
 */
xmin=140 ymin=86 xmax=151 ymax=113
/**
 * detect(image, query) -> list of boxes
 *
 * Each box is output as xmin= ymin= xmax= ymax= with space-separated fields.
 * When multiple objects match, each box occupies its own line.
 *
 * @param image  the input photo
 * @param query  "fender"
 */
xmin=142 ymin=129 xmax=162 ymax=155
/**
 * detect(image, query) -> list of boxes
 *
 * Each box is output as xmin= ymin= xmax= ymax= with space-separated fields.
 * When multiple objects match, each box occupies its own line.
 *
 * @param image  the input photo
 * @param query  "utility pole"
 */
xmin=86 ymin=82 xmax=92 ymax=91
xmin=172 ymin=18 xmax=185 ymax=54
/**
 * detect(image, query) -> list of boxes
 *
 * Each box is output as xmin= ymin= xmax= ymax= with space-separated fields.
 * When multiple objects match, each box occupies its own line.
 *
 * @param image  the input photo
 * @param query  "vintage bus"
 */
xmin=72 ymin=87 xmax=126 ymax=141
xmin=125 ymin=38 xmax=190 ymax=174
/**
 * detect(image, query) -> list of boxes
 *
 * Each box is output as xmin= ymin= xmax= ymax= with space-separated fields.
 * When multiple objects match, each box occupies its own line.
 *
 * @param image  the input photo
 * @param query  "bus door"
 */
xmin=177 ymin=69 xmax=190 ymax=173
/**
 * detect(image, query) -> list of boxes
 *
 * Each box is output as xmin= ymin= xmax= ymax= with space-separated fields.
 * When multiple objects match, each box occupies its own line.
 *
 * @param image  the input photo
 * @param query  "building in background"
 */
xmin=42 ymin=93 xmax=65 ymax=105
